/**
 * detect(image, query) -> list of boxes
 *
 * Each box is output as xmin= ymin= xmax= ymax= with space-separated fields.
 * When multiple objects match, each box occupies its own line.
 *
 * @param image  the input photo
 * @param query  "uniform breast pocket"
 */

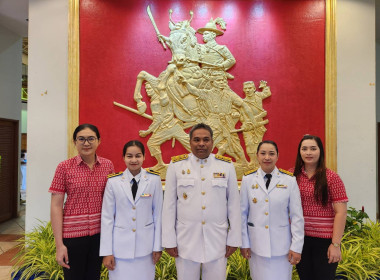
xmin=212 ymin=179 xmax=228 ymax=189
xmin=212 ymin=179 xmax=228 ymax=200
xmin=177 ymin=178 xmax=195 ymax=201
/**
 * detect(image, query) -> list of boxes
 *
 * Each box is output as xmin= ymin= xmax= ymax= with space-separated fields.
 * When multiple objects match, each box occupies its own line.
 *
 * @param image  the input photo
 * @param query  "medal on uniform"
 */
xmin=252 ymin=198 xmax=257 ymax=203
xmin=213 ymin=172 xmax=225 ymax=178
xmin=183 ymin=192 xmax=188 ymax=200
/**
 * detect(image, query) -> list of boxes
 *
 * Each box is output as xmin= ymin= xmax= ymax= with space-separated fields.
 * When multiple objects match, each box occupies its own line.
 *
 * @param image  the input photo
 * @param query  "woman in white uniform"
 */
xmin=100 ymin=140 xmax=163 ymax=280
xmin=240 ymin=140 xmax=304 ymax=280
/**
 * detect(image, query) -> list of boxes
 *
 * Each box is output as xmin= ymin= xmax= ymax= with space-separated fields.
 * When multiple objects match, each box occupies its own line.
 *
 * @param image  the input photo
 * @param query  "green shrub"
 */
xmin=226 ymin=250 xmax=250 ymax=280
xmin=345 ymin=207 xmax=370 ymax=235
xmin=11 ymin=221 xmax=63 ymax=280
xmin=11 ymin=213 xmax=380 ymax=280
xmin=155 ymin=251 xmax=177 ymax=280
xmin=11 ymin=221 xmax=108 ymax=280
xmin=337 ymin=221 xmax=380 ymax=280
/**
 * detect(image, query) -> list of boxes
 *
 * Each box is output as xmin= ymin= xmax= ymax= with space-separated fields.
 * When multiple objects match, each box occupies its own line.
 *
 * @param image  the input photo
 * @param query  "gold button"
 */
xmin=265 ymin=225 xmax=269 ymax=229
xmin=251 ymin=185 xmax=255 ymax=189
xmin=202 ymin=221 xmax=205 ymax=225
xmin=132 ymin=229 xmax=136 ymax=232
xmin=201 ymin=191 xmax=206 ymax=195
xmin=201 ymin=177 xmax=205 ymax=181
xmin=132 ymin=206 xmax=136 ymax=210
xmin=201 ymin=164 xmax=204 ymax=168
xmin=202 ymin=206 xmax=206 ymax=210
xmin=265 ymin=199 xmax=268 ymax=202
xmin=265 ymin=212 xmax=268 ymax=216
xmin=132 ymin=217 xmax=136 ymax=221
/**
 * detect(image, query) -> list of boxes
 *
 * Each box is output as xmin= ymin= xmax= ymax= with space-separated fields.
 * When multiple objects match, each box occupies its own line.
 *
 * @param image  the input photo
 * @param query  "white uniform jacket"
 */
xmin=100 ymin=168 xmax=163 ymax=259
xmin=162 ymin=153 xmax=242 ymax=263
xmin=240 ymin=167 xmax=304 ymax=258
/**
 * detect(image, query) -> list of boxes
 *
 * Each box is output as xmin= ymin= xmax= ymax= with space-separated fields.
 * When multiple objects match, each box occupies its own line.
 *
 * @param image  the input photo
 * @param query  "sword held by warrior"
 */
xmin=147 ymin=5 xmax=167 ymax=50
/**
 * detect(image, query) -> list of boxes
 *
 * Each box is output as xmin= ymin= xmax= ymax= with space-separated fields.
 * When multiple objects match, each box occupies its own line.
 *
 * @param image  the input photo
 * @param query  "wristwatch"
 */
xmin=331 ymin=242 xmax=340 ymax=248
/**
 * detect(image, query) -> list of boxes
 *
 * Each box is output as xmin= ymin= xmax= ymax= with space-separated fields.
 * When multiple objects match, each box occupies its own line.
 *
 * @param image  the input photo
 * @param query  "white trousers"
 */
xmin=176 ymin=256 xmax=227 ymax=280
xmin=249 ymin=252 xmax=292 ymax=280
xmin=109 ymin=254 xmax=155 ymax=280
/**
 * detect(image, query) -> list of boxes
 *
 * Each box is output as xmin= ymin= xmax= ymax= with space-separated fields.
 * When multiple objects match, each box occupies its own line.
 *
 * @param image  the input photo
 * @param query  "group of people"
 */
xmin=49 ymin=123 xmax=348 ymax=280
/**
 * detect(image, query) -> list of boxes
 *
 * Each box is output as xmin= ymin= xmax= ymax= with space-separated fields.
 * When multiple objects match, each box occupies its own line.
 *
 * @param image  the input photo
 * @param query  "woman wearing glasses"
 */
xmin=49 ymin=124 xmax=115 ymax=280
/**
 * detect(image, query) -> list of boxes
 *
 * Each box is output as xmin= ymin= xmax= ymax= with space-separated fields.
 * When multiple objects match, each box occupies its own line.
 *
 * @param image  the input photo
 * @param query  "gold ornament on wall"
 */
xmin=114 ymin=6 xmax=271 ymax=179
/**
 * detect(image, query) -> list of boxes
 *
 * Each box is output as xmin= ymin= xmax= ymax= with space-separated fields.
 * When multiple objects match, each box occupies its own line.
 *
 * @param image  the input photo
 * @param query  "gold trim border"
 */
xmin=68 ymin=0 xmax=80 ymax=158
xmin=325 ymin=0 xmax=337 ymax=171
xmin=68 ymin=0 xmax=337 ymax=168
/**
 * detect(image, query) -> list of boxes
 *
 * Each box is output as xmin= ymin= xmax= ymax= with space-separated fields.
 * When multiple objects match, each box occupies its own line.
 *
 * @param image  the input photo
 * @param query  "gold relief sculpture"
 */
xmin=114 ymin=7 xmax=271 ymax=179
xmin=241 ymin=80 xmax=271 ymax=168
xmin=196 ymin=18 xmax=236 ymax=80
xmin=138 ymin=83 xmax=191 ymax=177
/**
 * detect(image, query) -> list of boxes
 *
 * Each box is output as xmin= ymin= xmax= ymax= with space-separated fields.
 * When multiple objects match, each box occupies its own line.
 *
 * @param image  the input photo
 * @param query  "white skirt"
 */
xmin=249 ymin=252 xmax=292 ymax=280
xmin=109 ymin=254 xmax=155 ymax=280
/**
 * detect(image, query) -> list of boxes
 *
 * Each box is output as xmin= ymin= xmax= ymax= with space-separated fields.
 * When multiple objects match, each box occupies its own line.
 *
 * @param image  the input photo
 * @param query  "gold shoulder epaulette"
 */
xmin=107 ymin=172 xmax=123 ymax=179
xmin=171 ymin=154 xmax=189 ymax=163
xmin=279 ymin=168 xmax=294 ymax=177
xmin=215 ymin=154 xmax=232 ymax=163
xmin=146 ymin=168 xmax=160 ymax=176
xmin=244 ymin=168 xmax=258 ymax=176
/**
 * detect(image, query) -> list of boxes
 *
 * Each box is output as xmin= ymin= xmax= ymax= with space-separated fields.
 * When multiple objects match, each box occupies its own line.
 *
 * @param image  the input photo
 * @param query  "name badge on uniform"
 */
xmin=213 ymin=172 xmax=225 ymax=178
xmin=276 ymin=184 xmax=287 ymax=188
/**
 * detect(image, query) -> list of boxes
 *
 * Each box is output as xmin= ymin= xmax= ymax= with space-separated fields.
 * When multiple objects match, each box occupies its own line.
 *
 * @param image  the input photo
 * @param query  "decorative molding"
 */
xmin=325 ymin=0 xmax=337 ymax=171
xmin=68 ymin=0 xmax=80 ymax=158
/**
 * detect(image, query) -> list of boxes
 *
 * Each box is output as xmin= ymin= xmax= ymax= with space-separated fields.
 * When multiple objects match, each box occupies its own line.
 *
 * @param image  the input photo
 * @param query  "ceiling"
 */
xmin=0 ymin=1 xmax=378 ymax=43
xmin=0 ymin=0 xmax=28 ymax=37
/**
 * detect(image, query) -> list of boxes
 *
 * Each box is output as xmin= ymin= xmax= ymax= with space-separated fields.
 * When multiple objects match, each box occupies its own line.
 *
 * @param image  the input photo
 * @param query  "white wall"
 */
xmin=26 ymin=0 xmax=68 ymax=231
xmin=337 ymin=0 xmax=377 ymax=219
xmin=25 ymin=0 xmax=378 ymax=229
xmin=0 ymin=25 xmax=21 ymax=121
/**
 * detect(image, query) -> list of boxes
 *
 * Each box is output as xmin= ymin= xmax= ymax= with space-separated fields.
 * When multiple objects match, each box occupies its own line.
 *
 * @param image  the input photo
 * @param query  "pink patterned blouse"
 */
xmin=295 ymin=167 xmax=348 ymax=238
xmin=49 ymin=155 xmax=114 ymax=238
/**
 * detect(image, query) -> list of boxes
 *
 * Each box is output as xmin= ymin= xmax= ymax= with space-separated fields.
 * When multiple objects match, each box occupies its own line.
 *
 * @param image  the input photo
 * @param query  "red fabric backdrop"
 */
xmin=79 ymin=0 xmax=325 ymax=172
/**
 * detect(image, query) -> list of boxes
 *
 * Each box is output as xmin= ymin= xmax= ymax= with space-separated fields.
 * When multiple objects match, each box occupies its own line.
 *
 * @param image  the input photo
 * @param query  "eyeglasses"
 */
xmin=76 ymin=136 xmax=98 ymax=144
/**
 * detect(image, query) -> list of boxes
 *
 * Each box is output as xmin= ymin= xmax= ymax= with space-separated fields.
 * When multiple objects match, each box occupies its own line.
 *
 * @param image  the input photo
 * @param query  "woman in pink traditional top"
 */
xmin=293 ymin=135 xmax=348 ymax=280
xmin=49 ymin=124 xmax=114 ymax=280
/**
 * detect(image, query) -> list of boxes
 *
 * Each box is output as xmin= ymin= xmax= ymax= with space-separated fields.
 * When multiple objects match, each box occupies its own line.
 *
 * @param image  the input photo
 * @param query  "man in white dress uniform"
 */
xmin=162 ymin=123 xmax=242 ymax=280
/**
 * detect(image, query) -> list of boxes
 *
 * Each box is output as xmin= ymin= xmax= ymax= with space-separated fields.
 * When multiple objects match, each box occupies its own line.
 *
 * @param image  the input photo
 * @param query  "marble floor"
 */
xmin=0 ymin=205 xmax=25 ymax=280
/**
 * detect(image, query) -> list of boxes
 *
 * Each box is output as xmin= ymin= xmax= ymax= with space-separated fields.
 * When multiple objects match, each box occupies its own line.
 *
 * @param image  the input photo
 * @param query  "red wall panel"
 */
xmin=79 ymin=0 xmax=325 ymax=172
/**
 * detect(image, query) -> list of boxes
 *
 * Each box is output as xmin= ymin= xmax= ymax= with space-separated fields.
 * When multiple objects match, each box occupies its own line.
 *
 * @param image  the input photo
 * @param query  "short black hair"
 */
xmin=73 ymin=124 xmax=100 ymax=141
xmin=257 ymin=140 xmax=278 ymax=154
xmin=123 ymin=140 xmax=145 ymax=157
xmin=189 ymin=123 xmax=213 ymax=140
